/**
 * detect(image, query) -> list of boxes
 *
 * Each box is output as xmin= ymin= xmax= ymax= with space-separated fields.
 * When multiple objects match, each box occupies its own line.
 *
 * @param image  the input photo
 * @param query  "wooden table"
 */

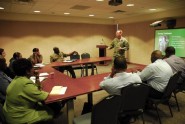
xmin=39 ymin=57 xmax=146 ymax=124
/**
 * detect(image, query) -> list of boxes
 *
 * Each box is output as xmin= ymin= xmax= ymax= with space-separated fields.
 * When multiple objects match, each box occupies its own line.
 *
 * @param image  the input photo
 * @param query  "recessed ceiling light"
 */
xmin=109 ymin=16 xmax=114 ymax=19
xmin=34 ymin=10 xmax=40 ymax=13
xmin=64 ymin=12 xmax=70 ymax=15
xmin=0 ymin=7 xmax=4 ymax=10
xmin=89 ymin=14 xmax=94 ymax=17
xmin=149 ymin=9 xmax=156 ymax=11
xmin=127 ymin=4 xmax=134 ymax=6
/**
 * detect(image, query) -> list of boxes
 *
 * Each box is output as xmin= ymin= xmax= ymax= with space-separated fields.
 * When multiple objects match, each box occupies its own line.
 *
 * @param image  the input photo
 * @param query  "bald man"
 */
xmin=108 ymin=29 xmax=129 ymax=60
xmin=137 ymin=50 xmax=173 ymax=98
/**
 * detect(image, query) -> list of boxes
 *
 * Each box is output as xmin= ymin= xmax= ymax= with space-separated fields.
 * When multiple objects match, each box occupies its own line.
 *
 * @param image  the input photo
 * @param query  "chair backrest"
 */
xmin=70 ymin=53 xmax=80 ymax=60
xmin=162 ymin=71 xmax=182 ymax=99
xmin=0 ymin=103 xmax=6 ymax=124
xmin=120 ymin=83 xmax=150 ymax=112
xmin=91 ymin=95 xmax=122 ymax=124
xmin=81 ymin=53 xmax=90 ymax=59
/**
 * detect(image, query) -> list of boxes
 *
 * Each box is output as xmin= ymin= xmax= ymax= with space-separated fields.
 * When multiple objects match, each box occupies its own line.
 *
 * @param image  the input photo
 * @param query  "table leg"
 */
xmin=85 ymin=64 xmax=88 ymax=76
xmin=91 ymin=63 xmax=94 ymax=75
xmin=67 ymin=99 xmax=75 ymax=124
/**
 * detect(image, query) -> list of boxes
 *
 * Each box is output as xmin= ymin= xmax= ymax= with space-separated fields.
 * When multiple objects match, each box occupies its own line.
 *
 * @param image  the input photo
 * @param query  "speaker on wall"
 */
xmin=166 ymin=19 xmax=176 ymax=29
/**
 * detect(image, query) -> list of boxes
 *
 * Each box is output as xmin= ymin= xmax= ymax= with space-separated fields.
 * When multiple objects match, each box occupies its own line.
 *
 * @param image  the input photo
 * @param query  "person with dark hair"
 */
xmin=9 ymin=52 xmax=22 ymax=75
xmin=3 ymin=58 xmax=60 ymax=124
xmin=99 ymin=56 xmax=142 ymax=95
xmin=0 ymin=58 xmax=12 ymax=104
xmin=108 ymin=29 xmax=129 ymax=60
xmin=0 ymin=48 xmax=6 ymax=59
xmin=50 ymin=47 xmax=78 ymax=78
xmin=138 ymin=50 xmax=173 ymax=98
xmin=28 ymin=48 xmax=43 ymax=65
xmin=0 ymin=48 xmax=14 ymax=78
xmin=164 ymin=46 xmax=185 ymax=83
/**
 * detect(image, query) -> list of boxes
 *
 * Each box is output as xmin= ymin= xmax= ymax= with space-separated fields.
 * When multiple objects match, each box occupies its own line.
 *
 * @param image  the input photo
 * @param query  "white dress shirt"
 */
xmin=138 ymin=59 xmax=173 ymax=92
xmin=99 ymin=72 xmax=142 ymax=95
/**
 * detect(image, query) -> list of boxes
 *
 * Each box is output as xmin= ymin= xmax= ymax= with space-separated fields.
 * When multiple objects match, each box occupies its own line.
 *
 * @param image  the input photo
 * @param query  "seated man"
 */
xmin=137 ymin=50 xmax=173 ymax=99
xmin=164 ymin=46 xmax=185 ymax=83
xmin=50 ymin=47 xmax=77 ymax=78
xmin=28 ymin=48 xmax=43 ymax=65
xmin=0 ymin=58 xmax=12 ymax=104
xmin=99 ymin=56 xmax=142 ymax=95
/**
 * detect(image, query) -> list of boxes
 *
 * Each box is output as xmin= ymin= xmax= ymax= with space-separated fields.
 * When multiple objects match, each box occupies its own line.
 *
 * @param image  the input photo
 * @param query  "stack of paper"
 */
xmin=34 ymin=63 xmax=45 ymax=68
xmin=50 ymin=86 xmax=67 ymax=95
xmin=30 ymin=76 xmax=47 ymax=83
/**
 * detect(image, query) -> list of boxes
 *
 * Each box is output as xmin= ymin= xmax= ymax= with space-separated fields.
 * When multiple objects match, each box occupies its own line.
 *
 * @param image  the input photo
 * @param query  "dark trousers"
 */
xmin=58 ymin=66 xmax=76 ymax=78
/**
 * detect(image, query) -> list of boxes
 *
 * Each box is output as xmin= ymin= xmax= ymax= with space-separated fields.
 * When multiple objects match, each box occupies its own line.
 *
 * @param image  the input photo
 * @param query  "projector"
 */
xmin=109 ymin=0 xmax=122 ymax=6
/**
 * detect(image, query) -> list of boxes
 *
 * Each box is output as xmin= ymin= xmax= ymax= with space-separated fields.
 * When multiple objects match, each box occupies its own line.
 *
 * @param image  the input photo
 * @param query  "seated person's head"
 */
xmin=13 ymin=52 xmax=22 ymax=60
xmin=165 ymin=46 xmax=175 ymax=58
xmin=13 ymin=58 xmax=33 ymax=77
xmin=53 ymin=47 xmax=60 ymax=54
xmin=0 ymin=48 xmax=6 ymax=58
xmin=151 ymin=50 xmax=162 ymax=63
xmin=114 ymin=56 xmax=127 ymax=70
xmin=0 ymin=58 xmax=7 ymax=72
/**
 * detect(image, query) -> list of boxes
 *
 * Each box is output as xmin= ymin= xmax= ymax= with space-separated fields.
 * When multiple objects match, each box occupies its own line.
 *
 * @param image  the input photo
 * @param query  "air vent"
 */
xmin=113 ymin=10 xmax=126 ymax=13
xmin=70 ymin=5 xmax=90 ymax=10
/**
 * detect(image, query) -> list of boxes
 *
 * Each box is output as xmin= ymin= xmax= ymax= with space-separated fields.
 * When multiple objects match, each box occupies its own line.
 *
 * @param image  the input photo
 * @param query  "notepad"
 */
xmin=50 ymin=86 xmax=67 ymax=95
xmin=30 ymin=76 xmax=47 ymax=83
xmin=39 ymin=72 xmax=49 ymax=77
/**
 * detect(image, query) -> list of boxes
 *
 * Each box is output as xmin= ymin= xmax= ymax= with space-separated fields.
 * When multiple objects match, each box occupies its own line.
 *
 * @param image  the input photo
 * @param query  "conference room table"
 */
xmin=39 ymin=57 xmax=146 ymax=124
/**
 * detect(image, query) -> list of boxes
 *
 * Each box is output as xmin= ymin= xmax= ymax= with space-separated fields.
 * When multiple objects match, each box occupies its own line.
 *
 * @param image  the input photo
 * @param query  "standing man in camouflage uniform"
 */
xmin=108 ymin=29 xmax=129 ymax=60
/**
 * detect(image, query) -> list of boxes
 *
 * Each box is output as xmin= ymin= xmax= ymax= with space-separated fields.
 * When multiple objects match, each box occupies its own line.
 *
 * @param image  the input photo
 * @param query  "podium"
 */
xmin=96 ymin=45 xmax=108 ymax=65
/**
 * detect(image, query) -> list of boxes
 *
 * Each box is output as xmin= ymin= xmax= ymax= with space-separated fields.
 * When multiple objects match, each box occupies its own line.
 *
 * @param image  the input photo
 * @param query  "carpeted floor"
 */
xmin=53 ymin=63 xmax=185 ymax=124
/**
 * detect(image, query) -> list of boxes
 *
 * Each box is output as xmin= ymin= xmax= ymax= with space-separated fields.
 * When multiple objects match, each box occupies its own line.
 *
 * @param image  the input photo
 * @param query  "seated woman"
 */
xmin=0 ymin=58 xmax=12 ymax=104
xmin=3 ymin=58 xmax=59 ymax=124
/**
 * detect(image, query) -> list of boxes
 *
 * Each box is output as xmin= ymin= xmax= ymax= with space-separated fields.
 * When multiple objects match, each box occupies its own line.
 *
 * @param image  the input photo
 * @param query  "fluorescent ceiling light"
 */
xmin=109 ymin=16 xmax=114 ymax=19
xmin=149 ymin=9 xmax=156 ymax=11
xmin=89 ymin=14 xmax=95 ymax=17
xmin=0 ymin=7 xmax=4 ymax=10
xmin=96 ymin=0 xmax=104 ymax=1
xmin=127 ymin=4 xmax=134 ymax=6
xmin=64 ymin=12 xmax=70 ymax=15
xmin=34 ymin=10 xmax=40 ymax=13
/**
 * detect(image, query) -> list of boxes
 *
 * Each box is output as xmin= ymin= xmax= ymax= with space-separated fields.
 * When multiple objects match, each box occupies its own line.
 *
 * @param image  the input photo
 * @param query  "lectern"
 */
xmin=96 ymin=45 xmax=108 ymax=65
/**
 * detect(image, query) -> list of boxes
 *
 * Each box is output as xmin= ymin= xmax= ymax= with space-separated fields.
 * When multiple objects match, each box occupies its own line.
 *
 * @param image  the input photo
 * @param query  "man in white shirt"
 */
xmin=99 ymin=56 xmax=142 ymax=95
xmin=138 ymin=50 xmax=173 ymax=98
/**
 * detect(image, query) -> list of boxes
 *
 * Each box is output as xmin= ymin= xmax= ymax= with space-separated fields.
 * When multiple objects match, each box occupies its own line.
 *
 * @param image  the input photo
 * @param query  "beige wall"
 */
xmin=0 ymin=21 xmax=115 ymax=64
xmin=0 ymin=17 xmax=185 ymax=65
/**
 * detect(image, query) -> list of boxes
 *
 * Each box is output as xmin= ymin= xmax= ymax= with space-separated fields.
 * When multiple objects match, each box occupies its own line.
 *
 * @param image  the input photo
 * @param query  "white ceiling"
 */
xmin=0 ymin=0 xmax=185 ymax=24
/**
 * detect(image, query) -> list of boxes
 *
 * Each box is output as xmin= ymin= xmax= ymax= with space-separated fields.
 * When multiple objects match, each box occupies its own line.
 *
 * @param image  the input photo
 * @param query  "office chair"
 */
xmin=0 ymin=103 xmax=6 ymax=124
xmin=73 ymin=95 xmax=123 ymax=124
xmin=172 ymin=71 xmax=184 ymax=111
xmin=118 ymin=83 xmax=150 ymax=124
xmin=70 ymin=53 xmax=84 ymax=77
xmin=81 ymin=53 xmax=98 ymax=76
xmin=73 ymin=83 xmax=150 ymax=124
xmin=147 ymin=72 xmax=181 ymax=124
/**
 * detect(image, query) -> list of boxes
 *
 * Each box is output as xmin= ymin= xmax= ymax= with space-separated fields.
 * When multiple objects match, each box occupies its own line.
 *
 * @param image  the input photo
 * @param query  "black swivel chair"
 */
xmin=118 ymin=83 xmax=150 ymax=124
xmin=69 ymin=53 xmax=84 ymax=77
xmin=147 ymin=72 xmax=181 ymax=124
xmin=172 ymin=71 xmax=184 ymax=111
xmin=81 ymin=53 xmax=98 ymax=76
xmin=73 ymin=95 xmax=123 ymax=124
xmin=73 ymin=83 xmax=150 ymax=124
xmin=0 ymin=103 xmax=6 ymax=124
